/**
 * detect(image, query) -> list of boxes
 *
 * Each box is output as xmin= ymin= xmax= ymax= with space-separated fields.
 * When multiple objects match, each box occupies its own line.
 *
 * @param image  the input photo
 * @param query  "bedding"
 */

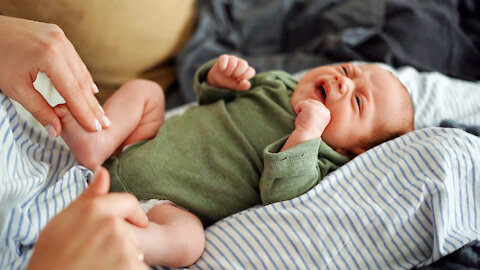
xmin=0 ymin=64 xmax=479 ymax=269
xmin=174 ymin=0 xmax=480 ymax=106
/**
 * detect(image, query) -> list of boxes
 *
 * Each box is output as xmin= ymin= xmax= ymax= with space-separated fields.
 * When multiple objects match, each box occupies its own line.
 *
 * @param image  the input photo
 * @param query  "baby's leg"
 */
xmin=133 ymin=204 xmax=205 ymax=267
xmin=57 ymin=79 xmax=164 ymax=169
xmin=103 ymin=80 xmax=165 ymax=154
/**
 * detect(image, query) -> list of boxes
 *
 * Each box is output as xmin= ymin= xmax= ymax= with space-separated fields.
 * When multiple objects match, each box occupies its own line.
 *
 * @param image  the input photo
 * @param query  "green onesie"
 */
xmin=106 ymin=60 xmax=349 ymax=226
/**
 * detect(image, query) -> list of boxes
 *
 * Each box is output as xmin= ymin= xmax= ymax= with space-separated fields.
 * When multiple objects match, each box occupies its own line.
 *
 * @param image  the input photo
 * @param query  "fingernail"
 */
xmin=92 ymin=82 xmax=99 ymax=94
xmin=94 ymin=118 xmax=102 ymax=132
xmin=45 ymin=124 xmax=57 ymax=138
xmin=101 ymin=115 xmax=111 ymax=127
xmin=98 ymin=104 xmax=105 ymax=114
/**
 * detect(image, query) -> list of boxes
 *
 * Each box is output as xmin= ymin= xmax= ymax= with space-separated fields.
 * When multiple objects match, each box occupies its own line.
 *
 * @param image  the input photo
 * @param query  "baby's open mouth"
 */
xmin=315 ymin=83 xmax=327 ymax=103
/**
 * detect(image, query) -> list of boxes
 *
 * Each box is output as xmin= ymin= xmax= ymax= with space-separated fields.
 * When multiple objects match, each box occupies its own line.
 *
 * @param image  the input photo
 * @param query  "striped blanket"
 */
xmin=191 ymin=127 xmax=480 ymax=269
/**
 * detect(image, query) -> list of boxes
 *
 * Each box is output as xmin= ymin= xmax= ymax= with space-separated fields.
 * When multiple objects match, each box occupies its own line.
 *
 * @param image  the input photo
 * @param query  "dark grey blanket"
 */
xmin=416 ymin=240 xmax=480 ymax=270
xmin=440 ymin=120 xmax=480 ymax=137
xmin=175 ymin=0 xmax=480 ymax=104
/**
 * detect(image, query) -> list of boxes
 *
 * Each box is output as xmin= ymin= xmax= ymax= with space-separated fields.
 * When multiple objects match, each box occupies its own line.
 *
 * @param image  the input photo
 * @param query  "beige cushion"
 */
xmin=0 ymin=0 xmax=196 ymax=102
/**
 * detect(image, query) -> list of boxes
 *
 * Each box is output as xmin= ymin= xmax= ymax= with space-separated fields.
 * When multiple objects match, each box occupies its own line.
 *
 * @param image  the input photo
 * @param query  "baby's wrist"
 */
xmin=281 ymin=129 xmax=322 ymax=152
xmin=291 ymin=129 xmax=322 ymax=143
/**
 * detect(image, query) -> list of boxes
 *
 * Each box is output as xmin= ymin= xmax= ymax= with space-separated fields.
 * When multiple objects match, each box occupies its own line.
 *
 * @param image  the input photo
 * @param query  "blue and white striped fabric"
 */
xmin=390 ymin=65 xmax=480 ymax=129
xmin=192 ymin=127 xmax=480 ymax=269
xmin=0 ymin=93 xmax=90 ymax=269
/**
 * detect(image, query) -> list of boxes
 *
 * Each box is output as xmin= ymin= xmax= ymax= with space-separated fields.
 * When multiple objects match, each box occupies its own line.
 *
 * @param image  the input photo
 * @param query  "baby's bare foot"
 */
xmin=55 ymin=104 xmax=110 ymax=170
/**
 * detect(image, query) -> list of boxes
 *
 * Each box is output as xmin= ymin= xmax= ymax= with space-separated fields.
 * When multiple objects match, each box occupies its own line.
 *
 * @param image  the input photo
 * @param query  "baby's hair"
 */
xmin=360 ymin=75 xmax=414 ymax=150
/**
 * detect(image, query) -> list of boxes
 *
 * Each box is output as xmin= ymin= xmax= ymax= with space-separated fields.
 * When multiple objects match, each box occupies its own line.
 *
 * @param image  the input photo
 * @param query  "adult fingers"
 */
xmin=10 ymin=82 xmax=62 ymax=137
xmin=81 ymin=167 xmax=111 ymax=198
xmin=38 ymin=23 xmax=104 ymax=131
xmin=32 ymin=24 xmax=101 ymax=132
xmin=92 ymin=216 xmax=148 ymax=270
xmin=46 ymin=57 xmax=102 ymax=132
xmin=66 ymin=40 xmax=99 ymax=95
xmin=63 ymin=41 xmax=109 ymax=128
xmin=79 ymin=167 xmax=148 ymax=227
xmin=96 ymin=192 xmax=149 ymax=227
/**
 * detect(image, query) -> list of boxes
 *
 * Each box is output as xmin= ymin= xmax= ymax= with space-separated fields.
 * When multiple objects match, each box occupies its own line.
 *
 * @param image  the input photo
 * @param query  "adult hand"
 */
xmin=0 ymin=15 xmax=108 ymax=137
xmin=27 ymin=167 xmax=149 ymax=270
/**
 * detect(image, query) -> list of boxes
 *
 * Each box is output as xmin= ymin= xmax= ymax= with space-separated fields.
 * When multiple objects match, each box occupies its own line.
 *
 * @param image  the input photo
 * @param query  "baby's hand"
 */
xmin=207 ymin=54 xmax=256 ymax=91
xmin=294 ymin=99 xmax=331 ymax=141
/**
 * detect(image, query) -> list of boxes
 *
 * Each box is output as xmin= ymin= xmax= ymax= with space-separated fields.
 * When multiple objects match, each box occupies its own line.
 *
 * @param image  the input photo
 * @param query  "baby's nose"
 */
xmin=336 ymin=76 xmax=354 ymax=95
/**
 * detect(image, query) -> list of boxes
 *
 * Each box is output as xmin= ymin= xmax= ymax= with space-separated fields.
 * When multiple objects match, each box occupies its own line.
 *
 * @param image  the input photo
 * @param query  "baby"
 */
xmin=56 ymin=55 xmax=414 ymax=267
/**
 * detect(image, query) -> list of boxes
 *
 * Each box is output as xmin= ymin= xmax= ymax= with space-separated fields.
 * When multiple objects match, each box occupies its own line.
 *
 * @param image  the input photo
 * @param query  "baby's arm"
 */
xmin=260 ymin=100 xmax=343 ymax=204
xmin=281 ymin=99 xmax=330 ymax=152
xmin=207 ymin=54 xmax=256 ymax=90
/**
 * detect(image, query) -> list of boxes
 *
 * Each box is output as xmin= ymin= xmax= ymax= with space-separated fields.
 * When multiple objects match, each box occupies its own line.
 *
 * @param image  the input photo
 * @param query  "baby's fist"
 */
xmin=294 ymin=99 xmax=331 ymax=140
xmin=207 ymin=54 xmax=256 ymax=90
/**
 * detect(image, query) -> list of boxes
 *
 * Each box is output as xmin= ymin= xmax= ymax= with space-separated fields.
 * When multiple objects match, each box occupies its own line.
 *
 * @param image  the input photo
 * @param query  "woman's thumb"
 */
xmin=82 ymin=167 xmax=111 ymax=197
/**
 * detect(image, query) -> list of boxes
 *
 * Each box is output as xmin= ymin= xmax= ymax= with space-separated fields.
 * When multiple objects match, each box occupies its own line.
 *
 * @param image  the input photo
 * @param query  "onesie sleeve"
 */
xmin=259 ymin=136 xmax=349 ymax=205
xmin=194 ymin=58 xmax=250 ymax=105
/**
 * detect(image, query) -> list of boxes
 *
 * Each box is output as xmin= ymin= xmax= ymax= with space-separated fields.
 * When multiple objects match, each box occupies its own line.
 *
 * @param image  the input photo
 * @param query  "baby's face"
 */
xmin=291 ymin=63 xmax=407 ymax=155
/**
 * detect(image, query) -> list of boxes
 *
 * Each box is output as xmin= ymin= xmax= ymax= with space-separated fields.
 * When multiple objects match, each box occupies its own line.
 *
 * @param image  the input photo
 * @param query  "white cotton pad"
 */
xmin=32 ymin=72 xmax=66 ymax=106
